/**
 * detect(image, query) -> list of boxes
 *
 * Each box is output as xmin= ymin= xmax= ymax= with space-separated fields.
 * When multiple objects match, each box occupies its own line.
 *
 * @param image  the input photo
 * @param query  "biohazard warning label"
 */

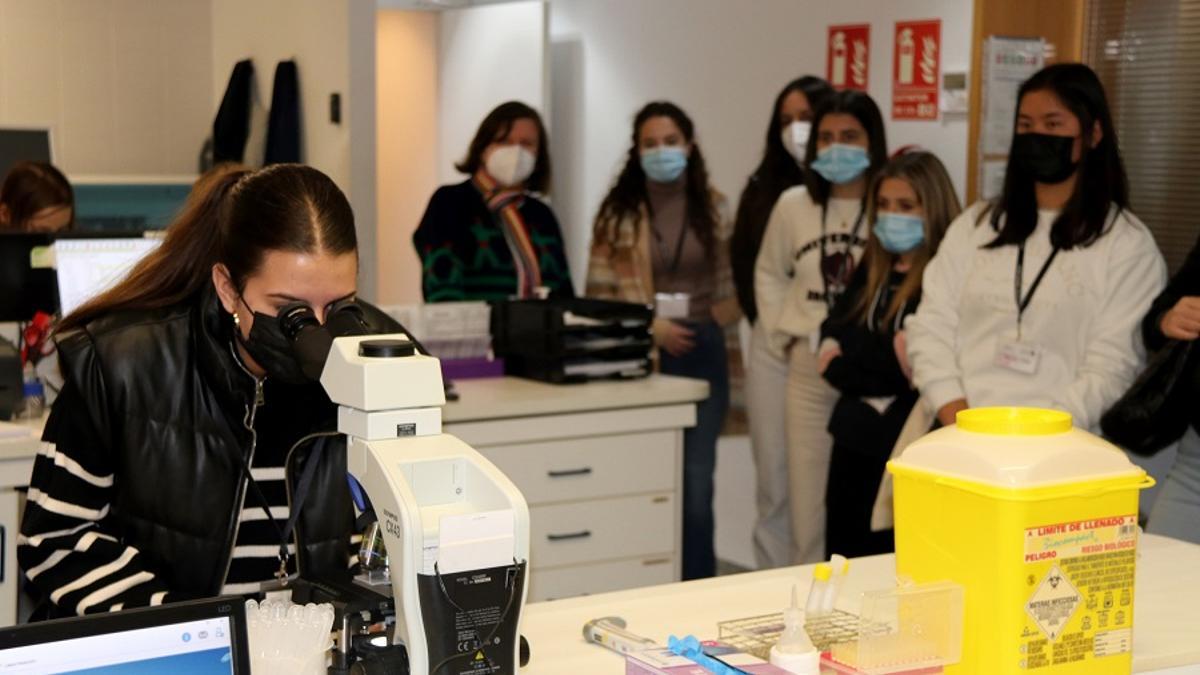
xmin=1018 ymin=515 xmax=1138 ymax=670
xmin=1027 ymin=566 xmax=1079 ymax=640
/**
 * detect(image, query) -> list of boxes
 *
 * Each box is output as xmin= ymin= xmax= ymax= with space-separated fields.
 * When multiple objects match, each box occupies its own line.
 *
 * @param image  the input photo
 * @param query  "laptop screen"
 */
xmin=0 ymin=598 xmax=248 ymax=674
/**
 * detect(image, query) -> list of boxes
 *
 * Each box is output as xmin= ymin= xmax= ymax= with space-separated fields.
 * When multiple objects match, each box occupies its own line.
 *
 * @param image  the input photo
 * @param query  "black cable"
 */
xmin=430 ymin=560 xmax=525 ymax=674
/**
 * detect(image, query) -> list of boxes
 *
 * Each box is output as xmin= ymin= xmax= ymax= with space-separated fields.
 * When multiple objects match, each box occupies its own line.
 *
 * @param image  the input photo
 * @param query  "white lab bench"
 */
xmin=519 ymin=533 xmax=1200 ymax=674
xmin=0 ymin=374 xmax=708 ymax=624
xmin=0 ymin=416 xmax=43 ymax=627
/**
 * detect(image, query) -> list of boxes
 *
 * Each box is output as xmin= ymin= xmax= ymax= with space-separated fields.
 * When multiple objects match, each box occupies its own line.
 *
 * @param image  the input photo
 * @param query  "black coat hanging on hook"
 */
xmin=264 ymin=60 xmax=301 ymax=165
xmin=212 ymin=59 xmax=254 ymax=163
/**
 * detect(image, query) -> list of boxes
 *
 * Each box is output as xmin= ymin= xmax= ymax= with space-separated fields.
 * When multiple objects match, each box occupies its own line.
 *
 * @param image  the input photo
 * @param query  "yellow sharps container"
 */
xmin=888 ymin=407 xmax=1154 ymax=674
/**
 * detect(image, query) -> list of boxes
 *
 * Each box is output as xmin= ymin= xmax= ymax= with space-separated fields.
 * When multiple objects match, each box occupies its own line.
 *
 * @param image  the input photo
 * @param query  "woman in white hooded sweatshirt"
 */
xmin=907 ymin=63 xmax=1166 ymax=432
xmin=755 ymin=90 xmax=888 ymax=564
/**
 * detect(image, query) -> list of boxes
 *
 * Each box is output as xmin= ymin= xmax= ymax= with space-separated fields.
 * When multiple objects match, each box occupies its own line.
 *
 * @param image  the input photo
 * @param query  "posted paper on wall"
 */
xmin=892 ymin=19 xmax=941 ymax=120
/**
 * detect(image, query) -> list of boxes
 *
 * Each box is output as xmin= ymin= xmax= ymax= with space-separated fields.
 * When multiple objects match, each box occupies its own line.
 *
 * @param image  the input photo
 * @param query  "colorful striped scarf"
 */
xmin=474 ymin=172 xmax=542 ymax=298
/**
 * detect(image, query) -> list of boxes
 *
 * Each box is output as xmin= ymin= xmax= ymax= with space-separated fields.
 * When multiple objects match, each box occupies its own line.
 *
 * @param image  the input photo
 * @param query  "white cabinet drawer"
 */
xmin=528 ymin=556 xmax=678 ymax=602
xmin=529 ymin=494 xmax=674 ymax=569
xmin=478 ymin=431 xmax=677 ymax=505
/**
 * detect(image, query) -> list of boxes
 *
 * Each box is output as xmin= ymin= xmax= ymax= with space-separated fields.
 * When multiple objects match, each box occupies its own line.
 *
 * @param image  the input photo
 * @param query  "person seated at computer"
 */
xmin=19 ymin=163 xmax=399 ymax=618
xmin=0 ymin=161 xmax=74 ymax=232
xmin=413 ymin=101 xmax=574 ymax=302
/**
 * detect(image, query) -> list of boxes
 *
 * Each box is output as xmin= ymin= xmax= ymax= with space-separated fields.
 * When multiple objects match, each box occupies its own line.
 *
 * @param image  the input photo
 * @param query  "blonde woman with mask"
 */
xmin=818 ymin=151 xmax=960 ymax=557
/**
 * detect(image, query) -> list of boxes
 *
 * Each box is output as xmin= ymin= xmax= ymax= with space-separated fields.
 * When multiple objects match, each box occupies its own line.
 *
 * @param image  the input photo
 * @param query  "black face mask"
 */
xmin=1011 ymin=132 xmax=1078 ymax=184
xmin=235 ymin=298 xmax=312 ymax=385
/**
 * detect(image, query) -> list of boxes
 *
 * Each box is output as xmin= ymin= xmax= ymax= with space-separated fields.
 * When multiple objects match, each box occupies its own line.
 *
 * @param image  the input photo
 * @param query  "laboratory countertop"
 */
xmin=443 ymin=374 xmax=709 ymax=423
xmin=0 ymin=374 xmax=708 ymax=476
xmin=0 ymin=416 xmax=43 ymax=460
xmin=519 ymin=534 xmax=1200 ymax=674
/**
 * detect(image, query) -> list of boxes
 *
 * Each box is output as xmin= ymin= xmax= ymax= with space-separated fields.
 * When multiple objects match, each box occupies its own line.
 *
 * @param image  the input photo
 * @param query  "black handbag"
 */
xmin=1101 ymin=339 xmax=1196 ymax=456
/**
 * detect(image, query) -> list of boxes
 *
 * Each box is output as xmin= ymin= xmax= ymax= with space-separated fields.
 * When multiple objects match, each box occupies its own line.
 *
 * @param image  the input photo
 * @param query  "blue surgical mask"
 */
xmin=873 ymin=212 xmax=926 ymax=254
xmin=640 ymin=146 xmax=689 ymax=183
xmin=810 ymin=143 xmax=871 ymax=185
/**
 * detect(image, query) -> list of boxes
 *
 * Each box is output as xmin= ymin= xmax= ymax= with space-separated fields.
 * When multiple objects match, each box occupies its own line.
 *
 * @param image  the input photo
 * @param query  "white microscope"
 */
xmin=311 ymin=332 xmax=531 ymax=675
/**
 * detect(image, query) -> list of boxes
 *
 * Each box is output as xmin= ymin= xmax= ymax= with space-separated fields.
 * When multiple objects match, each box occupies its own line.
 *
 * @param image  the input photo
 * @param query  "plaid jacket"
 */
xmin=585 ymin=191 xmax=735 ymax=311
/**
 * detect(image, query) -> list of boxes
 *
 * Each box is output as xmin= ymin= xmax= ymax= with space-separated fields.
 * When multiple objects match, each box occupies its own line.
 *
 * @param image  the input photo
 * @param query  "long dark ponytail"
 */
xmin=58 ymin=163 xmax=357 ymax=332
xmin=594 ymin=101 xmax=719 ymax=260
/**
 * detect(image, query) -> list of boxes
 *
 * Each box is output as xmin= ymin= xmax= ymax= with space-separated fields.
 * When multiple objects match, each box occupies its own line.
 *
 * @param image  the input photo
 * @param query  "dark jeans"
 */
xmin=824 ymin=396 xmax=912 ymax=558
xmin=826 ymin=440 xmax=895 ymax=558
xmin=658 ymin=320 xmax=729 ymax=580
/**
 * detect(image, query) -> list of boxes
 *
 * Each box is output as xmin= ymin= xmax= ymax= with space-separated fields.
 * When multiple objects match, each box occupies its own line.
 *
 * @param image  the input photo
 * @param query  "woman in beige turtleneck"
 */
xmin=586 ymin=101 xmax=740 ymax=580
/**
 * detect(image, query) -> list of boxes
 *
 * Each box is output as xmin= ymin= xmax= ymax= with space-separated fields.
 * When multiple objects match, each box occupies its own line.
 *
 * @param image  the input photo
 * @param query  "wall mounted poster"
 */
xmin=893 ymin=19 xmax=941 ymax=120
xmin=828 ymin=24 xmax=870 ymax=91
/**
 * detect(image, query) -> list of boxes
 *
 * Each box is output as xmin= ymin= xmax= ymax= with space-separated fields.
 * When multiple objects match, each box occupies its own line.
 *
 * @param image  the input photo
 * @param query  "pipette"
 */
xmin=583 ymin=616 xmax=658 ymax=656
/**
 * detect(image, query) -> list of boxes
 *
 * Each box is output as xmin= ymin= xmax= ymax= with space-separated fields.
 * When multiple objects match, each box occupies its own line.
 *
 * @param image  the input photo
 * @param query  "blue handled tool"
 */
xmin=666 ymin=635 xmax=752 ymax=675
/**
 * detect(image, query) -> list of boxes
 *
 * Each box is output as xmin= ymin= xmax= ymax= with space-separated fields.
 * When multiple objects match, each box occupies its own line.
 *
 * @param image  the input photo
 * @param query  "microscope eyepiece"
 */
xmin=278 ymin=302 xmax=321 ymax=341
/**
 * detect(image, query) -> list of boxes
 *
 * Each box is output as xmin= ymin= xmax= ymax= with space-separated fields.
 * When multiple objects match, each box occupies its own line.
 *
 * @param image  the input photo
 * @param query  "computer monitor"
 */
xmin=0 ymin=126 xmax=53 ymax=178
xmin=54 ymin=234 xmax=162 ymax=318
xmin=0 ymin=233 xmax=58 ymax=322
xmin=0 ymin=597 xmax=250 ymax=674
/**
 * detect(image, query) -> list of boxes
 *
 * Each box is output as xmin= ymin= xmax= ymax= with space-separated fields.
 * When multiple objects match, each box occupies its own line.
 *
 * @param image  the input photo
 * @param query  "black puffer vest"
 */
xmin=55 ymin=287 xmax=395 ymax=597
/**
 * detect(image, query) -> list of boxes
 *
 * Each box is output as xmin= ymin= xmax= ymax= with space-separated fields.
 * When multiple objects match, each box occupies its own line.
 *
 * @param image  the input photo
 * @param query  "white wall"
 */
xmin=211 ymin=0 xmax=351 ymax=179
xmin=437 ymin=0 xmax=548 ymax=186
xmin=0 ymin=0 xmax=212 ymax=177
xmin=349 ymin=1 xmax=379 ymax=304
xmin=211 ymin=0 xmax=378 ymax=300
xmin=548 ymin=0 xmax=973 ymax=292
xmin=376 ymin=10 xmax=439 ymax=305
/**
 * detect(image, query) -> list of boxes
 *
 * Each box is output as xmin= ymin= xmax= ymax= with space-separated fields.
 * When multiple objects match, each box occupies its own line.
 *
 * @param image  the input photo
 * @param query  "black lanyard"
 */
xmin=231 ymin=429 xmax=333 ymax=584
xmin=653 ymin=219 xmax=690 ymax=278
xmin=1015 ymin=243 xmax=1060 ymax=340
xmin=818 ymin=202 xmax=866 ymax=309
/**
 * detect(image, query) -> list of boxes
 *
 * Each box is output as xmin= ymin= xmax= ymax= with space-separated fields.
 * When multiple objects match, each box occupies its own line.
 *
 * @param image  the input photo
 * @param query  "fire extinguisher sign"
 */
xmin=827 ymin=24 xmax=870 ymax=91
xmin=892 ymin=19 xmax=941 ymax=120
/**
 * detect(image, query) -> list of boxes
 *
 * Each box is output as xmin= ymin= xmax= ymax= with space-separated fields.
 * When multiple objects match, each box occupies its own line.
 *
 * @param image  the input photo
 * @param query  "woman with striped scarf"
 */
xmin=414 ymin=101 xmax=574 ymax=303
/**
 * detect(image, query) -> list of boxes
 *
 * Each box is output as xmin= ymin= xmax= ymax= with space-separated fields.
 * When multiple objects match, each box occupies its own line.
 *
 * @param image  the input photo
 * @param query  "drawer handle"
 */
xmin=547 ymin=530 xmax=592 ymax=542
xmin=642 ymin=558 xmax=671 ymax=567
xmin=547 ymin=467 xmax=593 ymax=478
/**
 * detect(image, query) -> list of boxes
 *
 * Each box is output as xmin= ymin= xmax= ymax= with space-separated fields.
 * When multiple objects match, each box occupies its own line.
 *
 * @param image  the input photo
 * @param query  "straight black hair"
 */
xmin=984 ymin=63 xmax=1128 ymax=250
xmin=593 ymin=101 xmax=719 ymax=260
xmin=803 ymin=90 xmax=889 ymax=207
xmin=750 ymin=76 xmax=836 ymax=196
xmin=456 ymin=101 xmax=552 ymax=194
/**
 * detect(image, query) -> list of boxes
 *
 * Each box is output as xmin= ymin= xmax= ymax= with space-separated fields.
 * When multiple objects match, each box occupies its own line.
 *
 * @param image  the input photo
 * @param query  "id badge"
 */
xmin=995 ymin=340 xmax=1042 ymax=375
xmin=655 ymin=292 xmax=690 ymax=320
